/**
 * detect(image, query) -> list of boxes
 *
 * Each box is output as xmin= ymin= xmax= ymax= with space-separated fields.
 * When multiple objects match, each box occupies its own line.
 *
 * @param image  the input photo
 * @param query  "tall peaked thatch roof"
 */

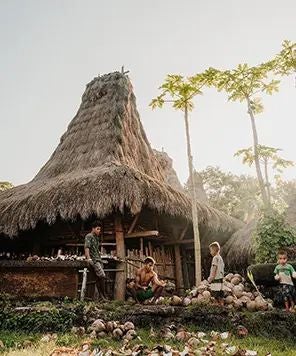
xmin=153 ymin=150 xmax=184 ymax=193
xmin=0 ymin=72 xmax=242 ymax=239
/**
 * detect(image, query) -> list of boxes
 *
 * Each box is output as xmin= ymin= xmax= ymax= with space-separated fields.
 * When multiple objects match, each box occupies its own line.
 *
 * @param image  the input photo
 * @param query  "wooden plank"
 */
xmin=127 ymin=213 xmax=140 ymax=234
xmin=114 ymin=215 xmax=126 ymax=301
xmin=126 ymin=230 xmax=159 ymax=239
xmin=163 ymin=239 xmax=194 ymax=246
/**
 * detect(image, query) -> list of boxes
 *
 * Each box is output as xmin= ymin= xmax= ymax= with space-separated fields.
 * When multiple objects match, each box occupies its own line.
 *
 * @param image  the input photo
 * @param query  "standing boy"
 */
xmin=207 ymin=241 xmax=225 ymax=306
xmin=84 ymin=220 xmax=107 ymax=300
xmin=274 ymin=250 xmax=296 ymax=312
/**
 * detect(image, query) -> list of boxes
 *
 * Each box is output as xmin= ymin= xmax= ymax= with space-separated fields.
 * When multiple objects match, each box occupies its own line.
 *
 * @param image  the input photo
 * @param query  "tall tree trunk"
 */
xmin=263 ymin=158 xmax=271 ymax=204
xmin=246 ymin=98 xmax=269 ymax=208
xmin=184 ymin=103 xmax=201 ymax=286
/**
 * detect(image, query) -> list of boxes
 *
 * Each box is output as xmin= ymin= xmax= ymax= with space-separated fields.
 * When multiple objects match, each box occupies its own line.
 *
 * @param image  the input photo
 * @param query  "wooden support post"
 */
xmin=140 ymin=238 xmax=144 ymax=259
xmin=79 ymin=268 xmax=88 ymax=301
xmin=148 ymin=241 xmax=153 ymax=257
xmin=181 ymin=247 xmax=190 ymax=289
xmin=174 ymin=245 xmax=184 ymax=293
xmin=114 ymin=214 xmax=126 ymax=301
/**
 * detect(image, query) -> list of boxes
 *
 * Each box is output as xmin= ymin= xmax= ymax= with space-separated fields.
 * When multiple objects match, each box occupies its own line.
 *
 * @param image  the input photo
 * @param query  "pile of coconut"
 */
xmin=72 ymin=320 xmax=137 ymax=342
xmin=157 ymin=273 xmax=272 ymax=312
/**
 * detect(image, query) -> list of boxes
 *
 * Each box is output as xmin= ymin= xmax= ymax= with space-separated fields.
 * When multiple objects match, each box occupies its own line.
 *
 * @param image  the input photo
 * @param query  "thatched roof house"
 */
xmin=0 ymin=72 xmax=240 ymax=241
xmin=0 ymin=72 xmax=243 ymax=298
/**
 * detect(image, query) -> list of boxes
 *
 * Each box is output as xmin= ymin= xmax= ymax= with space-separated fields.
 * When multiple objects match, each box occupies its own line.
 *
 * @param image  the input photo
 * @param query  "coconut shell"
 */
xmin=225 ymin=273 xmax=234 ymax=282
xmin=183 ymin=297 xmax=191 ymax=306
xmin=224 ymin=295 xmax=234 ymax=305
xmin=105 ymin=321 xmax=115 ymax=333
xmin=239 ymin=296 xmax=251 ymax=305
xmin=191 ymin=297 xmax=199 ymax=305
xmin=123 ymin=322 xmax=135 ymax=331
xmin=233 ymin=285 xmax=244 ymax=298
xmin=246 ymin=301 xmax=256 ymax=312
xmin=231 ymin=277 xmax=241 ymax=286
xmin=233 ymin=299 xmax=243 ymax=309
xmin=124 ymin=329 xmax=137 ymax=341
xmin=176 ymin=330 xmax=187 ymax=341
xmin=164 ymin=331 xmax=174 ymax=340
xmin=97 ymin=331 xmax=107 ymax=338
xmin=171 ymin=295 xmax=182 ymax=306
xmin=187 ymin=337 xmax=199 ymax=348
xmin=113 ymin=328 xmax=123 ymax=339
xmin=202 ymin=290 xmax=211 ymax=300
xmin=91 ymin=320 xmax=106 ymax=332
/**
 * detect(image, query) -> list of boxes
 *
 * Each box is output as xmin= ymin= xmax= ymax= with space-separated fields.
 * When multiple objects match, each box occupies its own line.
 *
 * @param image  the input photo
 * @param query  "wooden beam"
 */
xmin=125 ymin=230 xmax=159 ymax=239
xmin=163 ymin=239 xmax=194 ymax=246
xmin=174 ymin=245 xmax=184 ymax=292
xmin=127 ymin=213 xmax=140 ymax=235
xmin=114 ymin=215 xmax=126 ymax=301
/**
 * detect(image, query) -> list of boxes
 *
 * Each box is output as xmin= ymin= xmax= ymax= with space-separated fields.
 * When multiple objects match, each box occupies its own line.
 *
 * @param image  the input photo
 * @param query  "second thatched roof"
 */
xmin=0 ymin=72 xmax=242 ymax=239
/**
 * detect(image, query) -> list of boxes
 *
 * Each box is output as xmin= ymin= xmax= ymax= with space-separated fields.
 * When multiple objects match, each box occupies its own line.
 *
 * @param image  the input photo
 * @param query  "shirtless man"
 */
xmin=127 ymin=257 xmax=166 ymax=303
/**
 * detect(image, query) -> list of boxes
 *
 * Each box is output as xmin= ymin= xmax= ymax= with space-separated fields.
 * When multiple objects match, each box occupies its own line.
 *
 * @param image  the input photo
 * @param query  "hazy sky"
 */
xmin=1 ymin=0 xmax=295 ymax=186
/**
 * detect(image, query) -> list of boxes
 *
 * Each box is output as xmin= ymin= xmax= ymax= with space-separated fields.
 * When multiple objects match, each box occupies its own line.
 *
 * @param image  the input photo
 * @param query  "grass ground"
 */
xmin=0 ymin=330 xmax=296 ymax=356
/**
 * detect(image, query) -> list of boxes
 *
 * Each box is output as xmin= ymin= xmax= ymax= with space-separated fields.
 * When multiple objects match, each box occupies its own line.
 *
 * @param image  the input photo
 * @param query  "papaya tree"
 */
xmin=150 ymin=70 xmax=216 ymax=285
xmin=212 ymin=63 xmax=280 ymax=208
xmin=235 ymin=145 xmax=294 ymax=204
xmin=274 ymin=40 xmax=296 ymax=79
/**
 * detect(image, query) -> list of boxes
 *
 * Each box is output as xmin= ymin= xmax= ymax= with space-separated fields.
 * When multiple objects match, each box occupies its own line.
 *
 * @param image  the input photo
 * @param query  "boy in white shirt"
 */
xmin=208 ymin=241 xmax=225 ymax=306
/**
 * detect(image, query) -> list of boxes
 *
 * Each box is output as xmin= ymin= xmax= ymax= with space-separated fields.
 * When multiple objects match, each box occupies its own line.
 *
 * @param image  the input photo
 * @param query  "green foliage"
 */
xmin=212 ymin=62 xmax=280 ymax=106
xmin=235 ymin=145 xmax=294 ymax=174
xmin=273 ymin=40 xmax=296 ymax=76
xmin=150 ymin=69 xmax=218 ymax=111
xmin=196 ymin=166 xmax=261 ymax=221
xmin=254 ymin=212 xmax=296 ymax=263
xmin=0 ymin=302 xmax=84 ymax=333
xmin=0 ymin=181 xmax=13 ymax=191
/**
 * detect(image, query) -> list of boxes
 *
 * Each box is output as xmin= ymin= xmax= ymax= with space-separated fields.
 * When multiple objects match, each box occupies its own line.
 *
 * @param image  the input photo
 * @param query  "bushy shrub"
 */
xmin=254 ymin=212 xmax=296 ymax=263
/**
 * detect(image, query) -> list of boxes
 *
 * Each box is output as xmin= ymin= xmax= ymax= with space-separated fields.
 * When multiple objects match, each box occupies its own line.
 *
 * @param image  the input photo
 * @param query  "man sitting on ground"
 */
xmin=127 ymin=257 xmax=166 ymax=303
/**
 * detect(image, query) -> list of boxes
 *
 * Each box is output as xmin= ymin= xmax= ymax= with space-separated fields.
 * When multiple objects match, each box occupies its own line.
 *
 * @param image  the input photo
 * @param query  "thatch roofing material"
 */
xmin=0 ymin=72 xmax=242 ymax=239
xmin=153 ymin=150 xmax=184 ymax=193
xmin=223 ymin=220 xmax=257 ymax=267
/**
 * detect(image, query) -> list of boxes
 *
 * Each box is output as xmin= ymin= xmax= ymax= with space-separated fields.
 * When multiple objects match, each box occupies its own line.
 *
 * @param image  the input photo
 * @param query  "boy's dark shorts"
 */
xmin=211 ymin=290 xmax=224 ymax=299
xmin=281 ymin=284 xmax=296 ymax=302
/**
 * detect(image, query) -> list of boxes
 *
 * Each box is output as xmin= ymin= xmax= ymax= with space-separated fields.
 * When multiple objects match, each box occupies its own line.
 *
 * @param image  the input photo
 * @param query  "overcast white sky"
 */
xmin=0 ymin=0 xmax=295 ymax=186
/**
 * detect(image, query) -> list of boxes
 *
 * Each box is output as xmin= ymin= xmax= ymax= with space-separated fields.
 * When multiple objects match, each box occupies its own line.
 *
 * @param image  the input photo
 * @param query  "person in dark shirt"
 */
xmin=84 ymin=220 xmax=107 ymax=300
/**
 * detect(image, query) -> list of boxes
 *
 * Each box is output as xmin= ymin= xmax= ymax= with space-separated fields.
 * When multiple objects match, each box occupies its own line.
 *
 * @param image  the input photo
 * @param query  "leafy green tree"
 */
xmin=235 ymin=145 xmax=294 ymax=203
xmin=192 ymin=166 xmax=261 ymax=222
xmin=255 ymin=212 xmax=296 ymax=263
xmin=212 ymin=63 xmax=280 ymax=208
xmin=150 ymin=70 xmax=216 ymax=285
xmin=273 ymin=40 xmax=296 ymax=78
xmin=0 ymin=181 xmax=13 ymax=192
